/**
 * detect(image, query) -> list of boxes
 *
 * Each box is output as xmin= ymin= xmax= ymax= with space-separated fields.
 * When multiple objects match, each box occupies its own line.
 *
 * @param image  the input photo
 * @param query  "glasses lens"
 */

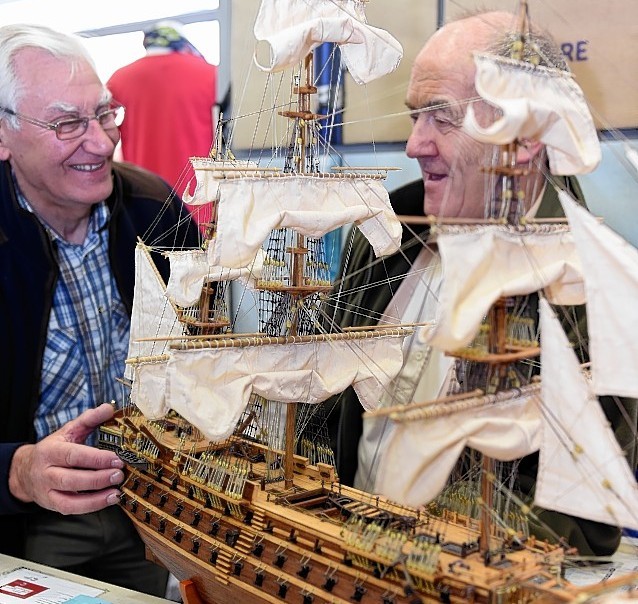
xmin=54 ymin=105 xmax=125 ymax=140
xmin=55 ymin=118 xmax=87 ymax=140
xmin=99 ymin=106 xmax=125 ymax=129
xmin=113 ymin=105 xmax=125 ymax=127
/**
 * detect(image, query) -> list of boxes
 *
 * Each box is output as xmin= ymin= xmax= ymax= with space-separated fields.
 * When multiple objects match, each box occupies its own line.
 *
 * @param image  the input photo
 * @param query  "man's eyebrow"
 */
xmin=45 ymin=92 xmax=113 ymax=115
xmin=405 ymin=99 xmax=454 ymax=113
xmin=46 ymin=102 xmax=80 ymax=114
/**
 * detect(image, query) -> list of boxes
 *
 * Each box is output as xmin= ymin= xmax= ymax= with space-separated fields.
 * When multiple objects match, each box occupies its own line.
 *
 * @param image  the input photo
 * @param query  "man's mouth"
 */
xmin=71 ymin=161 xmax=105 ymax=173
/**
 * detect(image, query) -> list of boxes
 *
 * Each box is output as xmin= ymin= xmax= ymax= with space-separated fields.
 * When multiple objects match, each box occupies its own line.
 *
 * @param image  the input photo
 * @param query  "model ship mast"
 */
xmin=260 ymin=48 xmax=396 ymax=487
xmin=278 ymin=52 xmax=328 ymax=487
xmin=455 ymin=0 xmax=536 ymax=554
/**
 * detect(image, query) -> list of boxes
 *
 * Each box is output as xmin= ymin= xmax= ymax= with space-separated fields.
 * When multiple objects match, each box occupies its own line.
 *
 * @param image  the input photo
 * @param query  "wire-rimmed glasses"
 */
xmin=0 ymin=104 xmax=125 ymax=140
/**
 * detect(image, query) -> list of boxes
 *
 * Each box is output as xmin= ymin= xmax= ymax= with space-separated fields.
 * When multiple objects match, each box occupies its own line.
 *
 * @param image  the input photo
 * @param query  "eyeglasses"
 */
xmin=0 ymin=104 xmax=125 ymax=140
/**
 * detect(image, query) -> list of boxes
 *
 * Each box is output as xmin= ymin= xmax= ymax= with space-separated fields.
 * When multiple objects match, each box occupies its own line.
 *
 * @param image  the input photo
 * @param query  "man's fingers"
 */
xmin=47 ymin=440 xmax=124 ymax=471
xmin=64 ymin=444 xmax=124 ymax=471
xmin=46 ymin=465 xmax=124 ymax=494
xmin=9 ymin=406 xmax=124 ymax=512
xmin=47 ymin=488 xmax=122 ymax=516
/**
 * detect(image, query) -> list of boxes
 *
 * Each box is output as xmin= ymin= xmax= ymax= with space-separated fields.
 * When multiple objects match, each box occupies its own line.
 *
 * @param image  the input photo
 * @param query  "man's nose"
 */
xmin=82 ymin=118 xmax=119 ymax=153
xmin=406 ymin=114 xmax=437 ymax=158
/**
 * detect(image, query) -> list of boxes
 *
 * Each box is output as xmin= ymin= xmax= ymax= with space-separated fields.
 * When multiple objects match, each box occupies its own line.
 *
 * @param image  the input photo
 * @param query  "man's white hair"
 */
xmin=0 ymin=23 xmax=96 ymax=127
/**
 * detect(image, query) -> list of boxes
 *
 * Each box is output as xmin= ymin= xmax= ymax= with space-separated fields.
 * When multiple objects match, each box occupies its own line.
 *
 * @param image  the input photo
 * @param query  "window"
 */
xmin=0 ymin=0 xmax=226 ymax=103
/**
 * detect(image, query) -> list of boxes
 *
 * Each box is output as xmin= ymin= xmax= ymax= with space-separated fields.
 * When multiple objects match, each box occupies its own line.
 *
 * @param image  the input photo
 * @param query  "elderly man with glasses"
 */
xmin=0 ymin=23 xmax=200 ymax=596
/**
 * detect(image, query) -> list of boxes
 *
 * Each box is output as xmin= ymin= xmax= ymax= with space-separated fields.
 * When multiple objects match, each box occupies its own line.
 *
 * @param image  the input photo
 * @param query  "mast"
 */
xmin=278 ymin=52 xmax=326 ymax=488
xmin=477 ymin=0 xmax=533 ymax=554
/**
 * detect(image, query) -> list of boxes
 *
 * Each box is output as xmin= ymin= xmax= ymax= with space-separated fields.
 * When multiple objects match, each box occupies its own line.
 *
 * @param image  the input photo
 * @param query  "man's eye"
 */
xmin=57 ymin=118 xmax=82 ymax=127
xmin=56 ymin=118 xmax=84 ymax=135
xmin=433 ymin=114 xmax=460 ymax=132
xmin=54 ymin=114 xmax=80 ymax=123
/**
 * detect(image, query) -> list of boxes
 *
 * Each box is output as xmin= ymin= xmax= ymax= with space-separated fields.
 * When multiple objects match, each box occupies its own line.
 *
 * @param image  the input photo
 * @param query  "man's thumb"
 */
xmin=62 ymin=403 xmax=116 ymax=443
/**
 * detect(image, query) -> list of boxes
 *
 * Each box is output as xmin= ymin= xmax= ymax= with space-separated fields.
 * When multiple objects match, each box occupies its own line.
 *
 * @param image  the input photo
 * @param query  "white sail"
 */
xmin=126 ymin=244 xmax=186 ymax=418
xmin=165 ymin=332 xmax=407 ymax=441
xmin=463 ymin=53 xmax=601 ymax=175
xmin=373 ymin=386 xmax=542 ymax=508
xmin=208 ymin=176 xmax=402 ymax=269
xmin=560 ymin=191 xmax=638 ymax=398
xmin=535 ymin=298 xmax=638 ymax=531
xmin=428 ymin=225 xmax=584 ymax=351
xmin=131 ymin=361 xmax=173 ymax=420
xmin=165 ymin=248 xmax=265 ymax=307
xmin=253 ymin=0 xmax=402 ymax=85
xmin=182 ymin=157 xmax=260 ymax=206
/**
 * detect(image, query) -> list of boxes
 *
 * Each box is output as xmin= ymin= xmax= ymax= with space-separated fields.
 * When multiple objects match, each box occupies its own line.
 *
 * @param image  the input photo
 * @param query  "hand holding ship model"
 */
xmin=9 ymin=403 xmax=124 ymax=514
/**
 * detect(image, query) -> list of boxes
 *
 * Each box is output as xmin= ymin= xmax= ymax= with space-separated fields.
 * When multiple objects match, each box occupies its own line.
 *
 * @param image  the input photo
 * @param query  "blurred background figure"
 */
xmin=107 ymin=19 xmax=217 ymax=224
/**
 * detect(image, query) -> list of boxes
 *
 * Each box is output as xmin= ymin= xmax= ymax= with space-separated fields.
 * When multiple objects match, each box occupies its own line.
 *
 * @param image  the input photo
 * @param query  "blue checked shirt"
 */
xmin=17 ymin=189 xmax=130 ymax=445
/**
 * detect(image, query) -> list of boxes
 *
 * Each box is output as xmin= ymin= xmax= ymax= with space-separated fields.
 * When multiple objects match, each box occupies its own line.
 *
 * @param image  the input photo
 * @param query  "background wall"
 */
xmin=230 ymin=0 xmax=638 ymax=146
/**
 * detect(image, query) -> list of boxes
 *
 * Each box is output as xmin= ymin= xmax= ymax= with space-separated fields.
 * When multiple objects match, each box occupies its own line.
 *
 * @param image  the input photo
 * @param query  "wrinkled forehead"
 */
xmin=14 ymin=47 xmax=82 ymax=81
xmin=406 ymin=34 xmax=476 ymax=108
xmin=407 ymin=13 xmax=514 ymax=104
xmin=13 ymin=47 xmax=105 ymax=108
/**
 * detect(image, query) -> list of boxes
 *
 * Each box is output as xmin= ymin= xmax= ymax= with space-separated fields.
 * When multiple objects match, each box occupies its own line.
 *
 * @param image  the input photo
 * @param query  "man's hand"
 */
xmin=8 ymin=403 xmax=125 ymax=515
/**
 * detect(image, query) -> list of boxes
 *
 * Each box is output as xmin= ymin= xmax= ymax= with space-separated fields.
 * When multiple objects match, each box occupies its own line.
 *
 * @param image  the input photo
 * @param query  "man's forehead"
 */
xmin=406 ymin=56 xmax=475 ymax=110
xmin=419 ymin=12 xmax=514 ymax=64
xmin=13 ymin=48 xmax=103 ymax=103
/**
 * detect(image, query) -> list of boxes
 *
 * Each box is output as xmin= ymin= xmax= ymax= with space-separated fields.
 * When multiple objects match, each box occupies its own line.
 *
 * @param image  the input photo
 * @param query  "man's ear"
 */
xmin=516 ymin=139 xmax=543 ymax=164
xmin=0 ymin=120 xmax=11 ymax=160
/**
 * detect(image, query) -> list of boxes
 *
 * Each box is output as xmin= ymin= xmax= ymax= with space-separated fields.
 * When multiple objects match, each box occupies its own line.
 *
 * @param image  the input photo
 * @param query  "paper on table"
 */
xmin=0 ymin=567 xmax=104 ymax=604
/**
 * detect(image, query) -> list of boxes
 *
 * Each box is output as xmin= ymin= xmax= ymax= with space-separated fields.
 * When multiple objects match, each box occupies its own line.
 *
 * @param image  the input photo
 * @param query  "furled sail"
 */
xmin=208 ymin=176 xmax=402 ymax=268
xmin=130 ymin=362 xmax=172 ymax=421
xmin=535 ymin=298 xmax=638 ymax=530
xmin=253 ymin=0 xmax=403 ymax=85
xmin=165 ymin=248 xmax=265 ymax=307
xmin=427 ymin=225 xmax=584 ymax=351
xmin=126 ymin=244 xmax=186 ymax=418
xmin=182 ymin=158 xmax=260 ymax=206
xmin=560 ymin=191 xmax=638 ymax=398
xmin=372 ymin=386 xmax=542 ymax=507
xmin=165 ymin=330 xmax=408 ymax=441
xmin=463 ymin=53 xmax=601 ymax=175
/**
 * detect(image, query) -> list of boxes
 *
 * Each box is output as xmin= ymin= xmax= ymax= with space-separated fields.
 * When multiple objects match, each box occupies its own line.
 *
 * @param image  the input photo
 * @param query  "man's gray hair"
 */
xmin=0 ymin=23 xmax=96 ymax=128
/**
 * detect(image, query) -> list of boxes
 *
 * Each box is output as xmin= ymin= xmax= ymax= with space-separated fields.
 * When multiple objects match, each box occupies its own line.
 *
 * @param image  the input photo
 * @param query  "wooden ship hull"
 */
xmin=98 ymin=412 xmax=617 ymax=604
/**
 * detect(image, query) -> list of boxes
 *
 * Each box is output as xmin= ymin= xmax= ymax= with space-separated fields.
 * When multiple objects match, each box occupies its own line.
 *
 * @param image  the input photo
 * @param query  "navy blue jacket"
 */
xmin=0 ymin=160 xmax=200 ymax=555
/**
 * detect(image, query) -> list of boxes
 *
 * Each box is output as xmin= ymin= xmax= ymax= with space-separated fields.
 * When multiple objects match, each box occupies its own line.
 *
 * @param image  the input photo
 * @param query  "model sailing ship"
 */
xmin=99 ymin=1 xmax=638 ymax=602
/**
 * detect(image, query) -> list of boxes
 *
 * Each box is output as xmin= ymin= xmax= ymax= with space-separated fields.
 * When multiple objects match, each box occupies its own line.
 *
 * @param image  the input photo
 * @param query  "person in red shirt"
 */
xmin=107 ymin=20 xmax=217 ymax=224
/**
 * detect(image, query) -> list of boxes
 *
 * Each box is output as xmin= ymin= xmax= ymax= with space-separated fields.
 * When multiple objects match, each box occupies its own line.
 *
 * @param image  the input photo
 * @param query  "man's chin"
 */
xmin=72 ymin=182 xmax=113 ymax=207
xmin=423 ymin=198 xmax=450 ymax=218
